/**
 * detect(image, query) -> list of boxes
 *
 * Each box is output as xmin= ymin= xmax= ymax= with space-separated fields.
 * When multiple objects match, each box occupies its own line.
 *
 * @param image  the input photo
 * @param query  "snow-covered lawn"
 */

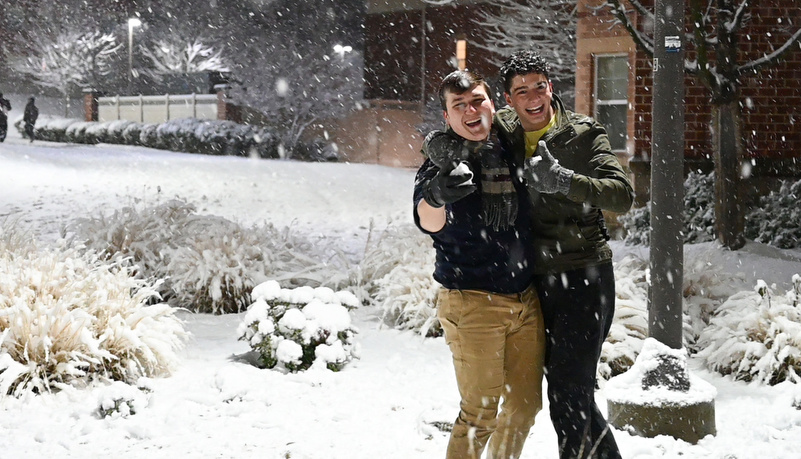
xmin=2 ymin=129 xmax=801 ymax=458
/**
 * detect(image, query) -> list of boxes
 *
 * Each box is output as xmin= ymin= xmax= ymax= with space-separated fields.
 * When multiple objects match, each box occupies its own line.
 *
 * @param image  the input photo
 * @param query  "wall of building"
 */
xmin=577 ymin=0 xmax=801 ymax=206
xmin=364 ymin=1 xmax=499 ymax=103
xmin=306 ymin=100 xmax=425 ymax=169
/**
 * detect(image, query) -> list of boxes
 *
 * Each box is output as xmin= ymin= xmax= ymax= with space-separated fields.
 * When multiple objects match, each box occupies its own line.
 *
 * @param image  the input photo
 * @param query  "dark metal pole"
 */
xmin=649 ymin=0 xmax=685 ymax=349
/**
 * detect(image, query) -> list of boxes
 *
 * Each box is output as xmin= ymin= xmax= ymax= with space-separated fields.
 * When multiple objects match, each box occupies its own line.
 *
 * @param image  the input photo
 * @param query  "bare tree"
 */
xmin=9 ymin=30 xmax=121 ymax=116
xmin=231 ymin=42 xmax=363 ymax=158
xmin=142 ymin=36 xmax=230 ymax=75
xmin=606 ymin=0 xmax=801 ymax=250
xmin=476 ymin=0 xmax=578 ymax=92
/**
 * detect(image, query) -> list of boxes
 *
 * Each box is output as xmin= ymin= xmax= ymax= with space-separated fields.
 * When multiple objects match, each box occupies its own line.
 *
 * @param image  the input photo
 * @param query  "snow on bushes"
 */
xmin=745 ymin=179 xmax=801 ymax=249
xmin=621 ymin=171 xmax=801 ymax=250
xmin=237 ymin=281 xmax=360 ymax=372
xmin=0 ymin=224 xmax=188 ymax=397
xmin=599 ymin=255 xmax=649 ymax=380
xmin=14 ymin=115 xmax=306 ymax=160
xmin=355 ymin=223 xmax=440 ymax=336
xmin=619 ymin=171 xmax=717 ymax=246
xmin=696 ymin=276 xmax=801 ymax=385
xmin=69 ymin=199 xmax=331 ymax=314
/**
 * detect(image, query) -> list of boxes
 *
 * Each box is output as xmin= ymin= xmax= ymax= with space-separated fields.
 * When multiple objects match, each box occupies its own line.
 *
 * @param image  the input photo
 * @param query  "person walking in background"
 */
xmin=414 ymin=70 xmax=545 ymax=459
xmin=23 ymin=97 xmax=39 ymax=142
xmin=496 ymin=50 xmax=634 ymax=459
xmin=0 ymin=92 xmax=11 ymax=142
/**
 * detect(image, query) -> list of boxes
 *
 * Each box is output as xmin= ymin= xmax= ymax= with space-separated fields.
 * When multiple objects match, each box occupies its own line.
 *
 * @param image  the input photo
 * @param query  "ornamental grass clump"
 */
xmin=70 ymin=199 xmax=329 ymax=314
xmin=696 ymin=276 xmax=801 ymax=385
xmin=355 ymin=223 xmax=441 ymax=337
xmin=0 ymin=224 xmax=188 ymax=398
xmin=237 ymin=280 xmax=360 ymax=372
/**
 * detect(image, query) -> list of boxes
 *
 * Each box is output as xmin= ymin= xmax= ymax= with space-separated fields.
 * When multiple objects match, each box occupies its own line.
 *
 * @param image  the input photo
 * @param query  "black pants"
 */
xmin=534 ymin=262 xmax=621 ymax=459
xmin=24 ymin=122 xmax=34 ymax=141
xmin=0 ymin=118 xmax=7 ymax=142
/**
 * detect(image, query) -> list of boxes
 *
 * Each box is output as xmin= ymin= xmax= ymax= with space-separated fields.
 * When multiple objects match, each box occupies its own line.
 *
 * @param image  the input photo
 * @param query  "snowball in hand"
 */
xmin=450 ymin=161 xmax=474 ymax=186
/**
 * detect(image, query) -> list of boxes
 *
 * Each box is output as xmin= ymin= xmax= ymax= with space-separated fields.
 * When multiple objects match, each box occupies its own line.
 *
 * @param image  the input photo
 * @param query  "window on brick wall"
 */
xmin=594 ymin=54 xmax=629 ymax=151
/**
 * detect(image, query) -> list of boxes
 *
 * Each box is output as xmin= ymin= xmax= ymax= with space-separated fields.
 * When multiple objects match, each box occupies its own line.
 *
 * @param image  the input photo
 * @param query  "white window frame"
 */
xmin=593 ymin=54 xmax=629 ymax=152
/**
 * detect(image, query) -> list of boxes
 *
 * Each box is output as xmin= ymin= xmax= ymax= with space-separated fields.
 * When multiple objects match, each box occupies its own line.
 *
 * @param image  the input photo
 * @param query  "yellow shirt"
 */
xmin=523 ymin=115 xmax=557 ymax=158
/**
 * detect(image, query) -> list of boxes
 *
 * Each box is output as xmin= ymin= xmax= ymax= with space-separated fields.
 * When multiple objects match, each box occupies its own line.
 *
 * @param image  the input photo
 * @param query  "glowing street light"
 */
xmin=333 ymin=44 xmax=352 ymax=62
xmin=128 ymin=17 xmax=142 ymax=95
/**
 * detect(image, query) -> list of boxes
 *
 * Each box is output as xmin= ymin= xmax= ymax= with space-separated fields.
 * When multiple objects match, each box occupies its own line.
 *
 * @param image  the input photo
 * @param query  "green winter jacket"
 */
xmin=495 ymin=95 xmax=634 ymax=275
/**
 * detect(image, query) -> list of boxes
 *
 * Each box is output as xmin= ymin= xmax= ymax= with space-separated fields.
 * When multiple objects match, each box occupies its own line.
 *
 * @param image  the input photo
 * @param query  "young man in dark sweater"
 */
xmin=414 ymin=70 xmax=545 ymax=459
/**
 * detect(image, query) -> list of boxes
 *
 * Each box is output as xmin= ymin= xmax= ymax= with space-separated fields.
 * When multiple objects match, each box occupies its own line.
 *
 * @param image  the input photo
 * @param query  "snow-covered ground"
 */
xmin=2 ymin=123 xmax=801 ymax=458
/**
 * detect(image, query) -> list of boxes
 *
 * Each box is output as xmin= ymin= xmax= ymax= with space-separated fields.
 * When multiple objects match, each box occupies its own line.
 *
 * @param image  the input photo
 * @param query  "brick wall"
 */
xmin=364 ymin=2 xmax=500 ymax=103
xmin=579 ymin=0 xmax=801 ymax=203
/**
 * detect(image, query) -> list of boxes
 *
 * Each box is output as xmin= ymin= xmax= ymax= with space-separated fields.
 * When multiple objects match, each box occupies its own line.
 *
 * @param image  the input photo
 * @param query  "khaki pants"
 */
xmin=437 ymin=287 xmax=545 ymax=459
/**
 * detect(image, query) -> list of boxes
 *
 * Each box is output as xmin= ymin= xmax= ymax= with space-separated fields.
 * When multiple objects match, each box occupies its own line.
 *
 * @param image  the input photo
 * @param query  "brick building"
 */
xmin=576 ymin=0 xmax=801 ymax=204
xmin=324 ymin=0 xmax=497 ymax=168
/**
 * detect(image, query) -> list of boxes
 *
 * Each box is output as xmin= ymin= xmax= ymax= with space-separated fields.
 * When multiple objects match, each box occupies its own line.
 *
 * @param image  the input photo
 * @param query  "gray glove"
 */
xmin=524 ymin=141 xmax=574 ymax=195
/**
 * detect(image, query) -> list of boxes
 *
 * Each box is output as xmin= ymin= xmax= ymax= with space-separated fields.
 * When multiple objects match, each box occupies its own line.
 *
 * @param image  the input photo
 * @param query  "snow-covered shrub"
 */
xmin=14 ymin=115 xmax=79 ymax=142
xmin=617 ymin=204 xmax=651 ymax=246
xmin=0 ymin=225 xmax=188 ymax=397
xmin=620 ymin=171 xmax=716 ymax=245
xmin=65 ymin=121 xmax=95 ymax=144
xmin=237 ymin=281 xmax=360 ymax=372
xmin=599 ymin=255 xmax=649 ymax=380
xmin=96 ymin=380 xmax=151 ymax=419
xmin=139 ymin=123 xmax=161 ymax=149
xmin=122 ymin=122 xmax=147 ymax=145
xmin=69 ymin=199 xmax=332 ymax=313
xmin=598 ymin=249 xmax=745 ymax=380
xmin=164 ymin=216 xmax=275 ymax=314
xmin=354 ymin=223 xmax=441 ymax=336
xmin=681 ymin=252 xmax=746 ymax=350
xmin=696 ymin=277 xmax=801 ymax=385
xmin=745 ymin=178 xmax=801 ymax=249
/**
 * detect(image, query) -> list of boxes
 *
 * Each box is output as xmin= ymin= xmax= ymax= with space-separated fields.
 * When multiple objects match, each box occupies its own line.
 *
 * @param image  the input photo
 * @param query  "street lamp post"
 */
xmin=128 ymin=17 xmax=142 ymax=96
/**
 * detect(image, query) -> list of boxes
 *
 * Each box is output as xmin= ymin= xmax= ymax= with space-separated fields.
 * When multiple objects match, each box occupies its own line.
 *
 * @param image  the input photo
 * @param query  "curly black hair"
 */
xmin=499 ymin=51 xmax=551 ymax=93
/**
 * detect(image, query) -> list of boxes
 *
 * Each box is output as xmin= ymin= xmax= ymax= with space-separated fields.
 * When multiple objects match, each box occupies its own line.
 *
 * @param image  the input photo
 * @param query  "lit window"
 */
xmin=594 ymin=55 xmax=629 ymax=151
xmin=456 ymin=39 xmax=466 ymax=70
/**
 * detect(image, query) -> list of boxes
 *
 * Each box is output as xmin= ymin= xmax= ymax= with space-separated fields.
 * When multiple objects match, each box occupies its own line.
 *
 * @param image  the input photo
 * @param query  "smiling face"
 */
xmin=443 ymin=84 xmax=495 ymax=142
xmin=504 ymin=73 xmax=554 ymax=132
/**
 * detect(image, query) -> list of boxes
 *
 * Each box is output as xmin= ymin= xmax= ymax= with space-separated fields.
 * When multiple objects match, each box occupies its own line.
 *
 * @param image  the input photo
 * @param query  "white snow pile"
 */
xmin=0 ymin=223 xmax=188 ymax=398
xmin=237 ymin=280 xmax=360 ymax=372
xmin=605 ymin=338 xmax=717 ymax=406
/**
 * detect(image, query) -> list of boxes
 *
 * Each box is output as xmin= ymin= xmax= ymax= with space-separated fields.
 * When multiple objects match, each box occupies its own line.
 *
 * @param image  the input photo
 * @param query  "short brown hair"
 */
xmin=438 ymin=70 xmax=491 ymax=110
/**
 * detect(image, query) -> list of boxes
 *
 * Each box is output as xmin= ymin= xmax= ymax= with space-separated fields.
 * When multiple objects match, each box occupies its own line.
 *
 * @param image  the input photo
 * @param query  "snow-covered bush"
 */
xmin=69 ymin=199 xmax=332 ymax=313
xmin=745 ymin=179 xmax=801 ymax=249
xmin=96 ymin=380 xmax=151 ymax=419
xmin=14 ymin=115 xmax=284 ymax=160
xmin=122 ymin=122 xmax=147 ymax=145
xmin=599 ymin=255 xmax=649 ymax=380
xmin=696 ymin=277 xmax=801 ymax=385
xmin=620 ymin=171 xmax=716 ymax=245
xmin=598 ymin=250 xmax=746 ymax=380
xmin=354 ymin=223 xmax=441 ymax=336
xmin=65 ymin=121 xmax=95 ymax=144
xmin=139 ymin=123 xmax=160 ymax=148
xmin=237 ymin=281 xmax=360 ymax=372
xmin=0 ymin=224 xmax=188 ymax=397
